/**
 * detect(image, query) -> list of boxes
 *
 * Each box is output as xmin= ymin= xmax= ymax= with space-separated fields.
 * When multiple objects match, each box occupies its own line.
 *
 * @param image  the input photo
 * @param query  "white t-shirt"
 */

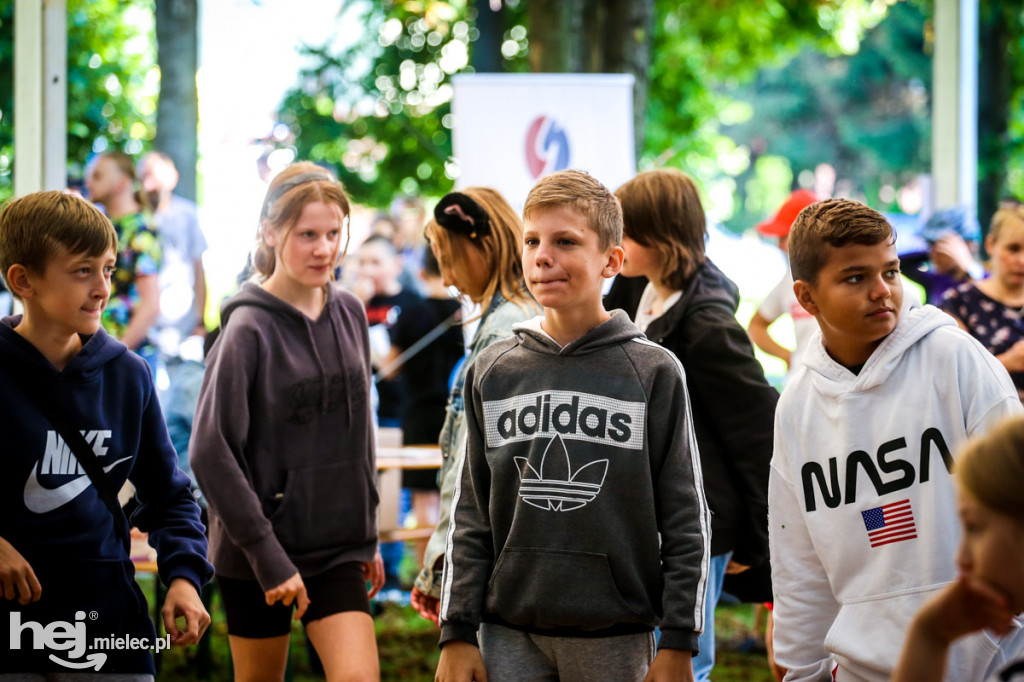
xmin=755 ymin=271 xmax=816 ymax=375
xmin=634 ymin=283 xmax=682 ymax=334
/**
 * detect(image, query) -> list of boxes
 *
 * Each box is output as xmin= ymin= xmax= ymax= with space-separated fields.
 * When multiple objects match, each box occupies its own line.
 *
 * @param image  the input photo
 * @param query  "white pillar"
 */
xmin=931 ymin=0 xmax=977 ymax=211
xmin=14 ymin=0 xmax=66 ymax=197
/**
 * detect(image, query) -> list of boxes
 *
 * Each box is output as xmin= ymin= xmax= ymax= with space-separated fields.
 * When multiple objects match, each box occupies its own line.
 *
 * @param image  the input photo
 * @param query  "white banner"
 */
xmin=451 ymin=73 xmax=636 ymax=208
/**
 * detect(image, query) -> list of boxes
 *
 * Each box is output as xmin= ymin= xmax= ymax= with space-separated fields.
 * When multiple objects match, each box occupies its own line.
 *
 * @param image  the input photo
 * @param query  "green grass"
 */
xmin=148 ymin=579 xmax=776 ymax=682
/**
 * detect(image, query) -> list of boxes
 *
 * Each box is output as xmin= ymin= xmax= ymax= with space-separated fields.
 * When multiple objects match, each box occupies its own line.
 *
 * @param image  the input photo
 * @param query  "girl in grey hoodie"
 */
xmin=190 ymin=162 xmax=383 ymax=680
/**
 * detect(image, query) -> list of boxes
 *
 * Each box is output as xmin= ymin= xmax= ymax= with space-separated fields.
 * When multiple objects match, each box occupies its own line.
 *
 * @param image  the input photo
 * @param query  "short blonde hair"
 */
xmin=254 ymin=162 xmax=351 ymax=278
xmin=522 ymin=170 xmax=622 ymax=250
xmin=789 ymin=198 xmax=894 ymax=285
xmin=988 ymin=203 xmax=1024 ymax=244
xmin=957 ymin=415 xmax=1024 ymax=520
xmin=0 ymin=191 xmax=117 ymax=300
xmin=616 ymin=169 xmax=706 ymax=289
xmin=425 ymin=186 xmax=532 ymax=309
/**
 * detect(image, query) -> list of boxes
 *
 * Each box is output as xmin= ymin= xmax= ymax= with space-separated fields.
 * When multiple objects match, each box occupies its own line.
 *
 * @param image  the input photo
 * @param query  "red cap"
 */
xmin=756 ymin=189 xmax=818 ymax=237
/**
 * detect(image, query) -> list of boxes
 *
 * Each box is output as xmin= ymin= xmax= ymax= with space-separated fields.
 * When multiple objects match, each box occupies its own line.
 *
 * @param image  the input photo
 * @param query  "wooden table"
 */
xmin=377 ymin=445 xmax=442 ymax=542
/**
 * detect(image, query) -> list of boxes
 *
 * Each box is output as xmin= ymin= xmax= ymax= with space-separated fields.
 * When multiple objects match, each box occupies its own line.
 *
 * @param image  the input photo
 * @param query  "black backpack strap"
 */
xmin=3 ymin=360 xmax=132 ymax=552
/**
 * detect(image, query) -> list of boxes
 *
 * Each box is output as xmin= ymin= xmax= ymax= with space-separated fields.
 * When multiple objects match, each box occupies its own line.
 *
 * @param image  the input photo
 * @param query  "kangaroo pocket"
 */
xmin=2 ymin=557 xmax=156 ymax=674
xmin=270 ymin=461 xmax=377 ymax=554
xmin=825 ymin=588 xmax=999 ymax=681
xmin=485 ymin=547 xmax=645 ymax=631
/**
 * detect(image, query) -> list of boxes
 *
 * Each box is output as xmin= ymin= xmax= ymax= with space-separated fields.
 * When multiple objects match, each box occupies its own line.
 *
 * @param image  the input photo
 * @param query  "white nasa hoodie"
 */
xmin=769 ymin=301 xmax=1022 ymax=682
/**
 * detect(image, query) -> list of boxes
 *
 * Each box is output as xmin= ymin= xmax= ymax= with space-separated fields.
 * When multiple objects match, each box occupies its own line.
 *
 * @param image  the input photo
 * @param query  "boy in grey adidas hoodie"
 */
xmin=436 ymin=170 xmax=711 ymax=682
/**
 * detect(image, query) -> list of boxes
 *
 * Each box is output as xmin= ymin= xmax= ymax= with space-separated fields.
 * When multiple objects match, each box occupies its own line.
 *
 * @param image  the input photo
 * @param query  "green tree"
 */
xmin=719 ymin=0 xmax=931 ymax=228
xmin=153 ymin=0 xmax=199 ymax=201
xmin=0 ymin=0 xmax=157 ymax=200
xmin=277 ymin=1 xmax=885 ymax=208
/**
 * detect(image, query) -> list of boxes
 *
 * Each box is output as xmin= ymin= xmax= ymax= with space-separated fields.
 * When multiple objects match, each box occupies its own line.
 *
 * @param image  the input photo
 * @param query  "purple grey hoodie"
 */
xmin=190 ymin=282 xmax=377 ymax=589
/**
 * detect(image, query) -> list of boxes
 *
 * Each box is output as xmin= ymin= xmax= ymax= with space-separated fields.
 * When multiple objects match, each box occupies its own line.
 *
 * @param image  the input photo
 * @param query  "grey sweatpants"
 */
xmin=480 ymin=622 xmax=656 ymax=682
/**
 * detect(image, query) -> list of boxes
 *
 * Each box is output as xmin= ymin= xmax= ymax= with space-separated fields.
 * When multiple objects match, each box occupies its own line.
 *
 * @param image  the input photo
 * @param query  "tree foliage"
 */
xmin=276 ymin=2 xmax=502 ymax=207
xmin=0 ymin=0 xmax=156 ymax=200
xmin=718 ymin=0 xmax=932 ymax=228
xmin=278 ymin=0 xmax=1024 ymax=226
xmin=277 ymin=1 xmax=886 ymax=209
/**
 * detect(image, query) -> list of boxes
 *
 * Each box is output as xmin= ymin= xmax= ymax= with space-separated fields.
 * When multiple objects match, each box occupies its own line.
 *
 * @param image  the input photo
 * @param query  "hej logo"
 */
xmin=9 ymin=610 xmax=107 ymax=669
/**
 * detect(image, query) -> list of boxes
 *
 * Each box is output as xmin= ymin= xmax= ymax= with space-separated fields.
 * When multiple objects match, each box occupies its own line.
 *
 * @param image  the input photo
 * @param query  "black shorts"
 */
xmin=217 ymin=562 xmax=371 ymax=639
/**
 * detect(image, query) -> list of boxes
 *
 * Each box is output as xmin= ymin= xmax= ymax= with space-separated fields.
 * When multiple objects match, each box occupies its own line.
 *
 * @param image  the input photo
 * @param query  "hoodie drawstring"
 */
xmin=304 ymin=316 xmax=331 ymax=417
xmin=326 ymin=304 xmax=353 ymax=425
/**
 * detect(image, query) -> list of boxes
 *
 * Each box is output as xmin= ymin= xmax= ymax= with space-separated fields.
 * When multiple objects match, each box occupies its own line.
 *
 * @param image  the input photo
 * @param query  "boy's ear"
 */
xmin=6 ymin=264 xmax=35 ymax=299
xmin=602 ymin=245 xmax=625 ymax=279
xmin=793 ymin=279 xmax=820 ymax=316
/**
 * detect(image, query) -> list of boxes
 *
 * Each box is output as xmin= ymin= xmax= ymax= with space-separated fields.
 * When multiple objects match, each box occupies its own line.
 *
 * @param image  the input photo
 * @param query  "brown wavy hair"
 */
xmin=957 ymin=415 xmax=1024 ymax=520
xmin=988 ymin=202 xmax=1024 ymax=244
xmin=254 ymin=162 xmax=351 ymax=278
xmin=0 ymin=191 xmax=117 ymax=299
xmin=789 ymin=198 xmax=894 ymax=285
xmin=615 ymin=169 xmax=706 ymax=290
xmin=523 ymin=169 xmax=623 ymax=250
xmin=425 ymin=186 xmax=533 ymax=311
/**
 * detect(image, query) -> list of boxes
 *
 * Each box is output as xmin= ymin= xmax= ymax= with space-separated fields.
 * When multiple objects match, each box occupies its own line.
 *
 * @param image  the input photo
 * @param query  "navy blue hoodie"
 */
xmin=0 ymin=317 xmax=211 ymax=673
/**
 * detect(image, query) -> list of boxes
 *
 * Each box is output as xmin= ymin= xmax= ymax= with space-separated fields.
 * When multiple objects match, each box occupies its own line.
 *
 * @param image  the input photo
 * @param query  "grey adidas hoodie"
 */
xmin=190 ymin=282 xmax=377 ymax=590
xmin=439 ymin=311 xmax=711 ymax=653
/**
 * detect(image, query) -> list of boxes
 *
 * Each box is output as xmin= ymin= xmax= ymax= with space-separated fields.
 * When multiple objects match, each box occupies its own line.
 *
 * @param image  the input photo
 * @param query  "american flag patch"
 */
xmin=861 ymin=499 xmax=917 ymax=548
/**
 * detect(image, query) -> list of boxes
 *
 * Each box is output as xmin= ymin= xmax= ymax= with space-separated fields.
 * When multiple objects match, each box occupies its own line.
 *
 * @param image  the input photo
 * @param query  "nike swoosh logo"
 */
xmin=24 ymin=457 xmax=132 ymax=514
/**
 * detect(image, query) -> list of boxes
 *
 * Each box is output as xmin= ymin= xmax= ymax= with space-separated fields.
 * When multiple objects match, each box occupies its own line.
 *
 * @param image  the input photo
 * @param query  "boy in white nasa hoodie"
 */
xmin=769 ymin=198 xmax=1022 ymax=682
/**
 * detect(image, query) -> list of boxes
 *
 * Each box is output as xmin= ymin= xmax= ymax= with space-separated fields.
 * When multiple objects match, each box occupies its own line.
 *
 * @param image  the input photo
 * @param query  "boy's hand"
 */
xmin=999 ymin=340 xmax=1024 ymax=372
xmin=725 ymin=560 xmax=750 ymax=575
xmin=364 ymin=551 xmax=385 ymax=598
xmin=264 ymin=572 xmax=310 ymax=620
xmin=645 ymin=648 xmax=694 ymax=682
xmin=162 ymin=578 xmax=211 ymax=646
xmin=435 ymin=641 xmax=487 ymax=682
xmin=0 ymin=537 xmax=41 ymax=605
xmin=913 ymin=574 xmax=1014 ymax=645
xmin=411 ymin=586 xmax=440 ymax=626
xmin=932 ymin=234 xmax=976 ymax=274
xmin=893 ymin=575 xmax=1013 ymax=682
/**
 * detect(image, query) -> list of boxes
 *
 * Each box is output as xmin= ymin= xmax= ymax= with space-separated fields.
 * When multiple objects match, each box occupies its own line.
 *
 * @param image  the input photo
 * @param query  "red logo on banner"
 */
xmin=525 ymin=116 xmax=571 ymax=178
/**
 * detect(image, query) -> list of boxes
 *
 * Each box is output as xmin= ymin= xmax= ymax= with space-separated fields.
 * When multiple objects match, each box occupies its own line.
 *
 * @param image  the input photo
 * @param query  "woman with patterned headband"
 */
xmin=410 ymin=188 xmax=540 ymax=624
xmin=191 ymin=162 xmax=384 ymax=680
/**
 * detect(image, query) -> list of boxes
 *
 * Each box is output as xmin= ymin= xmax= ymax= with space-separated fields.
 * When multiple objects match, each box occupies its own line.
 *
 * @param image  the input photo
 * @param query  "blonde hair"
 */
xmin=957 ymin=415 xmax=1024 ymax=521
xmin=522 ymin=170 xmax=622 ymax=250
xmin=0 ymin=191 xmax=118 ymax=300
xmin=616 ymin=169 xmax=706 ymax=289
xmin=425 ymin=186 xmax=532 ymax=310
xmin=254 ymin=162 xmax=351 ymax=278
xmin=789 ymin=198 xmax=894 ymax=285
xmin=988 ymin=203 xmax=1024 ymax=244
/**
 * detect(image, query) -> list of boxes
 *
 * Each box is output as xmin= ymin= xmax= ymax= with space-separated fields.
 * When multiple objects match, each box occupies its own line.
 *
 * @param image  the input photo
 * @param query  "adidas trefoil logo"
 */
xmin=515 ymin=435 xmax=608 ymax=512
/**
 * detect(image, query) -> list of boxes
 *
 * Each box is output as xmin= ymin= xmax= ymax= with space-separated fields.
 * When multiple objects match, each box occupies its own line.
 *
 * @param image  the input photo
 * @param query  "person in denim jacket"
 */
xmin=411 ymin=188 xmax=539 ymax=622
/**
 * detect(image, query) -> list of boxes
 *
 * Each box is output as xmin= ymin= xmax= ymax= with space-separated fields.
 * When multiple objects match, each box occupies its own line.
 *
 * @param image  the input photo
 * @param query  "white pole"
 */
xmin=13 ymin=0 xmax=66 ymax=197
xmin=931 ymin=0 xmax=978 ymax=211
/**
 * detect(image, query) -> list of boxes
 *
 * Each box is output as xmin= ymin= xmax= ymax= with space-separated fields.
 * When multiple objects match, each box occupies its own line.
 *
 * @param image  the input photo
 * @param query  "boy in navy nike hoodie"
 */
xmin=0 ymin=192 xmax=211 ymax=677
xmin=436 ymin=171 xmax=711 ymax=682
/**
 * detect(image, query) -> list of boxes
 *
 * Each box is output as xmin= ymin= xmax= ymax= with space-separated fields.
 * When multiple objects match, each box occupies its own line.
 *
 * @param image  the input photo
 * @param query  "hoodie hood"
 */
xmin=0 ymin=316 xmax=127 ymax=379
xmin=800 ymin=298 xmax=954 ymax=395
xmin=642 ymin=260 xmax=740 ymax=341
xmin=512 ymin=309 xmax=643 ymax=356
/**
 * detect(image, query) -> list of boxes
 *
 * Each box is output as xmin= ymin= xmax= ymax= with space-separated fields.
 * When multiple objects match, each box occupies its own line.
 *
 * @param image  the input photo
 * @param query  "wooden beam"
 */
xmin=931 ymin=0 xmax=978 ymax=211
xmin=14 ymin=0 xmax=66 ymax=197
